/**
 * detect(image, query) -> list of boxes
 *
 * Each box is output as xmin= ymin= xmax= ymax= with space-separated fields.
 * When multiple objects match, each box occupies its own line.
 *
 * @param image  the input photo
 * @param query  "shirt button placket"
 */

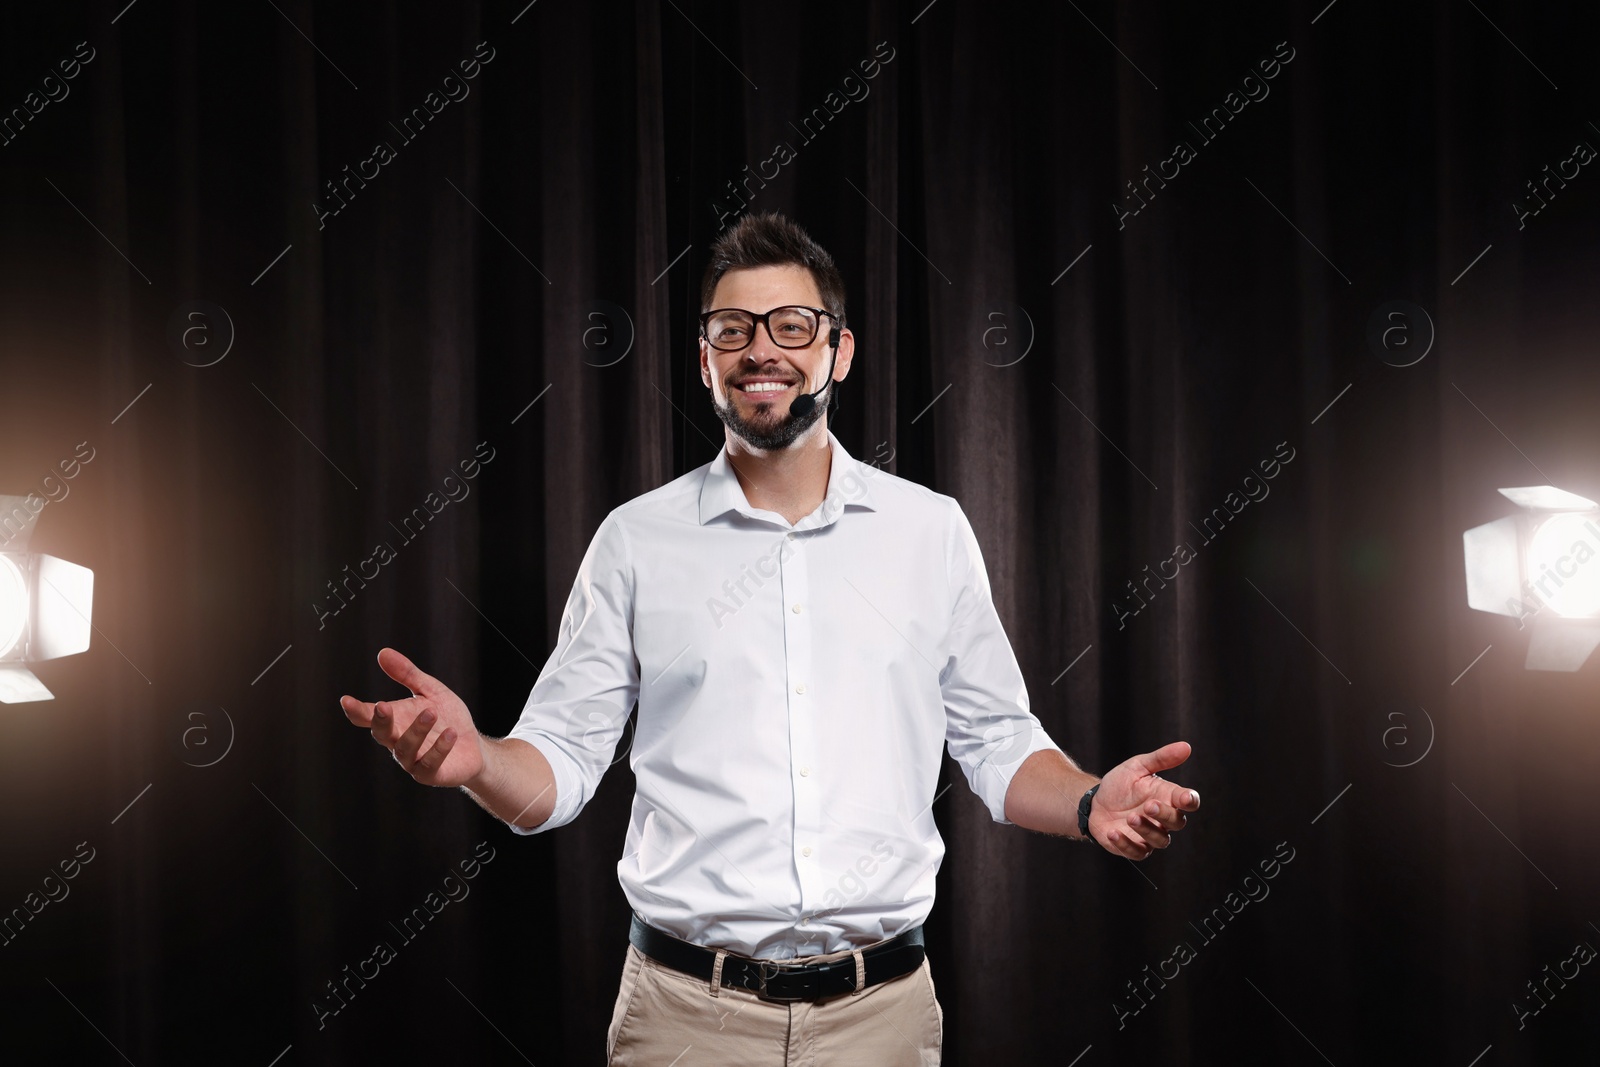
xmin=783 ymin=526 xmax=821 ymax=931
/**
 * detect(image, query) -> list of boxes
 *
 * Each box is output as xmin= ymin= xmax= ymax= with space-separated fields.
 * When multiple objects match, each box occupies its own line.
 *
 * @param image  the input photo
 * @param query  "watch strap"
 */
xmin=1077 ymin=783 xmax=1101 ymax=839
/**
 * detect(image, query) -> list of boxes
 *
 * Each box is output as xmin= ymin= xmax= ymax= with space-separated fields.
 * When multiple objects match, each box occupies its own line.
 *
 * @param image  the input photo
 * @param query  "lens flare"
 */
xmin=1526 ymin=513 xmax=1600 ymax=618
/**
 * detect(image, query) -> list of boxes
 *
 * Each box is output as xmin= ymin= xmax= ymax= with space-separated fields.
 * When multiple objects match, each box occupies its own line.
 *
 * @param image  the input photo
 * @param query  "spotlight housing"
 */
xmin=0 ymin=495 xmax=94 ymax=703
xmin=1463 ymin=485 xmax=1600 ymax=671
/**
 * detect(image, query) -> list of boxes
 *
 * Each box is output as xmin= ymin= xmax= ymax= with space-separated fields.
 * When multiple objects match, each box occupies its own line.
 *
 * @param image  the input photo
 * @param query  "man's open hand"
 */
xmin=1088 ymin=741 xmax=1200 ymax=860
xmin=339 ymin=648 xmax=485 ymax=788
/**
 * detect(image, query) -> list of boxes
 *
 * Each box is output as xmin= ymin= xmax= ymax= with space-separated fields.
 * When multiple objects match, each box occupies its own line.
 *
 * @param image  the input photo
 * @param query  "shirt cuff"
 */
xmin=498 ymin=731 xmax=582 ymax=836
xmin=979 ymin=729 xmax=1067 ymax=826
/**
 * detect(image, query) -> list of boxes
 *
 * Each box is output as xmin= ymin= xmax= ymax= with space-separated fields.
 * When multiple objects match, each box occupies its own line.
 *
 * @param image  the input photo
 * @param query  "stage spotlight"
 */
xmin=1463 ymin=485 xmax=1600 ymax=671
xmin=0 ymin=495 xmax=94 ymax=703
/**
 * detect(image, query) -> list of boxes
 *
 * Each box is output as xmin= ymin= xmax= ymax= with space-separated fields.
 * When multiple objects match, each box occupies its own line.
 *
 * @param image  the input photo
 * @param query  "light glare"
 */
xmin=1526 ymin=513 xmax=1600 ymax=618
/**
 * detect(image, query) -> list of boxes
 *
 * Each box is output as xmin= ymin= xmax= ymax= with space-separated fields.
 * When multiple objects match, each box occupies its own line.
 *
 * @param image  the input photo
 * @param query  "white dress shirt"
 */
xmin=506 ymin=429 xmax=1064 ymax=958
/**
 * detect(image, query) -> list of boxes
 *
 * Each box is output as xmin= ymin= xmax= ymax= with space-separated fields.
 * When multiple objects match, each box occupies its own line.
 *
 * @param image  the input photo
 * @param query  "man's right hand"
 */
xmin=340 ymin=647 xmax=485 ymax=788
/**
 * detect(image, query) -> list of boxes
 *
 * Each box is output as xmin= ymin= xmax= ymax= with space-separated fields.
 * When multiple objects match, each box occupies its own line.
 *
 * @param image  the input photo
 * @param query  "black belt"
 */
xmin=628 ymin=913 xmax=926 ymax=1002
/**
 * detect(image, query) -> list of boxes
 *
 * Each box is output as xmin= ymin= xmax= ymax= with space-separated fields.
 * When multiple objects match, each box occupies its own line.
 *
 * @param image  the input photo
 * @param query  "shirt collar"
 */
xmin=698 ymin=429 xmax=878 ymax=529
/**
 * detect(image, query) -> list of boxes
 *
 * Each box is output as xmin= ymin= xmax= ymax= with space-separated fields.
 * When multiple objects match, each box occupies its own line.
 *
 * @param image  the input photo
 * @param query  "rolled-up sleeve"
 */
xmin=504 ymin=508 xmax=640 ymax=835
xmin=939 ymin=496 xmax=1064 ymax=824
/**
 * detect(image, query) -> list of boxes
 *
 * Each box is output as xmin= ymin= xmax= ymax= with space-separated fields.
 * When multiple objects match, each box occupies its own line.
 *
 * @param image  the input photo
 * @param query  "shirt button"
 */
xmin=799 ymin=766 xmax=810 ymax=777
xmin=801 ymin=846 xmax=813 ymax=857
xmin=794 ymin=682 xmax=806 ymax=695
xmin=799 ymin=916 xmax=810 ymax=925
xmin=792 ymin=603 xmax=803 ymax=613
xmin=786 ymin=532 xmax=796 ymax=541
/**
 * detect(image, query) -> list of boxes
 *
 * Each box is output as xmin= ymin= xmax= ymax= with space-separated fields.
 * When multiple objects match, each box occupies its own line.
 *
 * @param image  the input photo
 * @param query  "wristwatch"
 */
xmin=1077 ymin=783 xmax=1101 ymax=839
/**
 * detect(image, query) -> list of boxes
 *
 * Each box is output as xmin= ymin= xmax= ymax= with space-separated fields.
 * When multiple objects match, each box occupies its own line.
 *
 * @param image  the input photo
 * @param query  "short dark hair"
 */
xmin=701 ymin=211 xmax=846 ymax=326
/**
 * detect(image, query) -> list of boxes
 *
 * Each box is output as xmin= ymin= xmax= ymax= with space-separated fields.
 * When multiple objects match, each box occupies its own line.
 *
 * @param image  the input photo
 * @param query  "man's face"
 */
xmin=699 ymin=264 xmax=853 ymax=451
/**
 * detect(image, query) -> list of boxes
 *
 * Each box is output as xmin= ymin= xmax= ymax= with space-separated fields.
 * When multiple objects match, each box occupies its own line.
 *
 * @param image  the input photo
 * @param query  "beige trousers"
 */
xmin=606 ymin=941 xmax=943 ymax=1066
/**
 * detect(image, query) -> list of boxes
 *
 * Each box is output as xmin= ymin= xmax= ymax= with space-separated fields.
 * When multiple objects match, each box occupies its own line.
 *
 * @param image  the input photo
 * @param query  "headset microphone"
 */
xmin=788 ymin=324 xmax=842 ymax=419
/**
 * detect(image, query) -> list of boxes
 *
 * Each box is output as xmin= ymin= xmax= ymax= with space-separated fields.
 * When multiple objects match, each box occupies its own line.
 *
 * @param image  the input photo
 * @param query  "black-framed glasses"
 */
xmin=698 ymin=305 xmax=840 ymax=351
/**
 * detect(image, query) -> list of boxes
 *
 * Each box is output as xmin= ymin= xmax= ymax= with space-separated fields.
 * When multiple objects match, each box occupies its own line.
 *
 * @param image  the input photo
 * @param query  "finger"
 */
xmin=340 ymin=694 xmax=376 ymax=727
xmin=377 ymin=647 xmax=435 ymax=696
xmin=1107 ymin=826 xmax=1152 ymax=860
xmin=369 ymin=701 xmax=397 ymax=747
xmin=1141 ymin=798 xmax=1190 ymax=831
xmin=1125 ymin=813 xmax=1172 ymax=849
xmin=393 ymin=708 xmax=438 ymax=770
xmin=1137 ymin=740 xmax=1192 ymax=776
xmin=369 ymin=697 xmax=427 ymax=746
xmin=369 ymin=700 xmax=403 ymax=742
xmin=414 ymin=728 xmax=458 ymax=774
xmin=1107 ymin=825 xmax=1145 ymax=857
xmin=1161 ymin=782 xmax=1202 ymax=813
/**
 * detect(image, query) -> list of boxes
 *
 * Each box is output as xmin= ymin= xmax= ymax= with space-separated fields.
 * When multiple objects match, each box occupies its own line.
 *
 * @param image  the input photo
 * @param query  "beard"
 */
xmin=712 ymin=377 xmax=829 ymax=450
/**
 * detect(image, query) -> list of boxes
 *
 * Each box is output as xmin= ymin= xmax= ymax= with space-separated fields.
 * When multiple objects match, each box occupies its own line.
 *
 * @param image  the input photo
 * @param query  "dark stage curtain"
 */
xmin=2 ymin=1 xmax=1597 ymax=1063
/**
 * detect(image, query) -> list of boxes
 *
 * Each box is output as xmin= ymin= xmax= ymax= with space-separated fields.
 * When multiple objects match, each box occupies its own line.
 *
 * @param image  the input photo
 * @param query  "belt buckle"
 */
xmin=751 ymin=958 xmax=820 ymax=1003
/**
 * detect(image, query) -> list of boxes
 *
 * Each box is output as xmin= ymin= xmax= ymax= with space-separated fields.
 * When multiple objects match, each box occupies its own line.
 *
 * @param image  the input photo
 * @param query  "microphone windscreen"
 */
xmin=789 ymin=394 xmax=816 ymax=418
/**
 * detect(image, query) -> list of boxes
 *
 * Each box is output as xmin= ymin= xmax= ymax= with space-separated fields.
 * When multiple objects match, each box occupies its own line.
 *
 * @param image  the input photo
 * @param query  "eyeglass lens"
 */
xmin=705 ymin=306 xmax=819 ymax=350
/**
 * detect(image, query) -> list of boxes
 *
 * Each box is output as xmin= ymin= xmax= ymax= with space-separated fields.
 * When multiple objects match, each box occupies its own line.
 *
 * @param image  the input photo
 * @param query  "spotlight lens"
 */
xmin=1527 ymin=513 xmax=1600 ymax=618
xmin=0 ymin=555 xmax=26 ymax=658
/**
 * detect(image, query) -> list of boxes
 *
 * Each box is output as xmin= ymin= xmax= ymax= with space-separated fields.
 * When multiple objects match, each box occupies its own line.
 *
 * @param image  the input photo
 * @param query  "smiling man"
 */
xmin=339 ymin=211 xmax=1201 ymax=1065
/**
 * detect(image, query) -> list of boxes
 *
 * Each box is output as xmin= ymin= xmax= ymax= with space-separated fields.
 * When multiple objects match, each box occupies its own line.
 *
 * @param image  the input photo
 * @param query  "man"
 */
xmin=339 ymin=212 xmax=1201 ymax=1065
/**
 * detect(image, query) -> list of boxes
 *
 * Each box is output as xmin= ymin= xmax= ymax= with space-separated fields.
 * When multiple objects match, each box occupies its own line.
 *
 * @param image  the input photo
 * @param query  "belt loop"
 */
xmin=709 ymin=949 xmax=727 ymax=997
xmin=851 ymin=949 xmax=865 ymax=996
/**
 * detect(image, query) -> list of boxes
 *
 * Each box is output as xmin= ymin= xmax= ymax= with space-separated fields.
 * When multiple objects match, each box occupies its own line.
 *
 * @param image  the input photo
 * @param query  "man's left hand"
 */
xmin=1088 ymin=741 xmax=1200 ymax=860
